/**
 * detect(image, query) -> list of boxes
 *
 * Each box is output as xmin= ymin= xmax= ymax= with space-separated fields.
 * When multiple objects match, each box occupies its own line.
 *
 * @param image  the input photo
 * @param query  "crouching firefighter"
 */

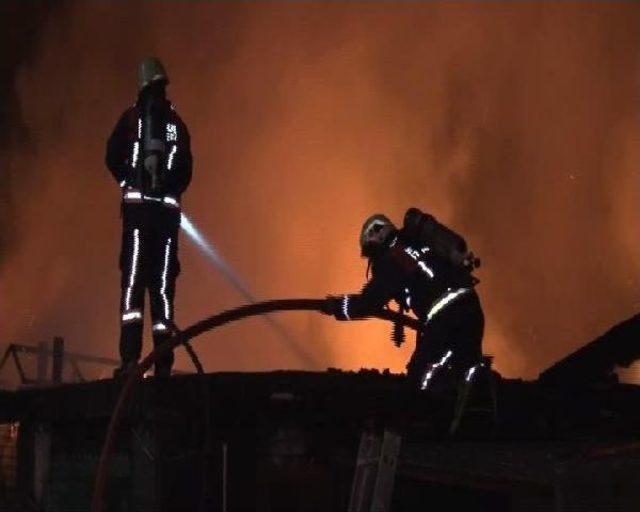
xmin=324 ymin=208 xmax=484 ymax=391
xmin=106 ymin=57 xmax=192 ymax=377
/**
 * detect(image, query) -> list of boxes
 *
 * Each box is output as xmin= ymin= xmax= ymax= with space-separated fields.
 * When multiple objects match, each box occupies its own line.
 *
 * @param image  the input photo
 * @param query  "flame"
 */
xmin=1 ymin=3 xmax=639 ymax=381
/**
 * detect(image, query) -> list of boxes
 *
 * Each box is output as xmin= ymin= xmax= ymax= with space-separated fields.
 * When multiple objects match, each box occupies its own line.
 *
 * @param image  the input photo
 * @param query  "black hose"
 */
xmin=182 ymin=340 xmax=204 ymax=375
xmin=92 ymin=298 xmax=421 ymax=512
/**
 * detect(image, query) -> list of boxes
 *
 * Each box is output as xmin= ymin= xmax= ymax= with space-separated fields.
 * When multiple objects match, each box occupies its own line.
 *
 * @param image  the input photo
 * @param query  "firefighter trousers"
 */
xmin=406 ymin=290 xmax=484 ymax=387
xmin=119 ymin=204 xmax=181 ymax=372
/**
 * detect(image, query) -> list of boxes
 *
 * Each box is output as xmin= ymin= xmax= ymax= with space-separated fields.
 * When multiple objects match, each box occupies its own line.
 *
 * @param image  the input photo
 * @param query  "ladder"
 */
xmin=348 ymin=430 xmax=401 ymax=512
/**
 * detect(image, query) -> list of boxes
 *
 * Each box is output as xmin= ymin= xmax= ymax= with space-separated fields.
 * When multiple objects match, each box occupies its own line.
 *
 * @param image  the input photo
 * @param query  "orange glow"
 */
xmin=1 ymin=3 xmax=639 ymax=381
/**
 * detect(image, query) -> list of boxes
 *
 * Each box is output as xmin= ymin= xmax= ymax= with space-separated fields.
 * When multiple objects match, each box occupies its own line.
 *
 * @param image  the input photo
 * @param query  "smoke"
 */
xmin=180 ymin=211 xmax=317 ymax=367
xmin=0 ymin=3 xmax=65 ymax=266
xmin=1 ymin=2 xmax=639 ymax=380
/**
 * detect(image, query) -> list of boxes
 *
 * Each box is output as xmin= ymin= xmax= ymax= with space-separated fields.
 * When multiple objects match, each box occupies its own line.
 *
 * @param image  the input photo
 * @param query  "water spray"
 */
xmin=180 ymin=212 xmax=317 ymax=367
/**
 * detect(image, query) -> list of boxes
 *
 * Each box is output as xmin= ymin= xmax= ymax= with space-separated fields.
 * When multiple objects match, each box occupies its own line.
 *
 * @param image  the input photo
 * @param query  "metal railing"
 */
xmin=0 ymin=337 xmax=118 ymax=387
xmin=0 ymin=337 xmax=189 ymax=389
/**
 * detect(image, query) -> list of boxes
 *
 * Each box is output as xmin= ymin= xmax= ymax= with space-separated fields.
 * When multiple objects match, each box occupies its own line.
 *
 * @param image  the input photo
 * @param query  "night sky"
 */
xmin=1 ymin=2 xmax=639 ymax=382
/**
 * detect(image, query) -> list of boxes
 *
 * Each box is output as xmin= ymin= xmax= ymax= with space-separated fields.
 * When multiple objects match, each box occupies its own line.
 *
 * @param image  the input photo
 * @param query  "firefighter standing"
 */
xmin=106 ymin=58 xmax=192 ymax=377
xmin=324 ymin=208 xmax=484 ymax=390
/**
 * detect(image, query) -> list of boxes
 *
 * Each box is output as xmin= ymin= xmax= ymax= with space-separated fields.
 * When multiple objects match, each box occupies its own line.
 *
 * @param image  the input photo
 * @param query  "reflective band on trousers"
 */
xmin=160 ymin=238 xmax=172 ymax=320
xmin=122 ymin=310 xmax=142 ymax=322
xmin=420 ymin=350 xmax=453 ymax=390
xmin=153 ymin=322 xmax=168 ymax=332
xmin=124 ymin=229 xmax=140 ymax=310
xmin=426 ymin=287 xmax=470 ymax=323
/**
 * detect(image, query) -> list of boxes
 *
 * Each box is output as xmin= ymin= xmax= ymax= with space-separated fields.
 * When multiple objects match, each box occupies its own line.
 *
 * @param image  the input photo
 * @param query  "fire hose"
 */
xmin=91 ymin=298 xmax=421 ymax=512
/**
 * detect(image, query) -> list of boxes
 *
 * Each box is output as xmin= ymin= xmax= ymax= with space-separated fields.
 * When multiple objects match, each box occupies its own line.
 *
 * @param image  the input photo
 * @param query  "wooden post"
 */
xmin=33 ymin=423 xmax=51 ymax=507
xmin=52 ymin=337 xmax=64 ymax=384
xmin=36 ymin=341 xmax=49 ymax=385
xmin=222 ymin=442 xmax=228 ymax=512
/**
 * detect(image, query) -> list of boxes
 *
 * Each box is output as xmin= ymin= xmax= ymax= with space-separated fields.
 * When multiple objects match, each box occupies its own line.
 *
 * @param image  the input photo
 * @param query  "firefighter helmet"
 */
xmin=359 ymin=214 xmax=395 ymax=256
xmin=138 ymin=57 xmax=169 ymax=91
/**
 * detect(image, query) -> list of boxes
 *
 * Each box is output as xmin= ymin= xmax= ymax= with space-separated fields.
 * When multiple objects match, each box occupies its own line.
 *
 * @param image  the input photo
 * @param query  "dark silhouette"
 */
xmin=106 ymin=58 xmax=192 ymax=377
xmin=324 ymin=208 xmax=484 ymax=390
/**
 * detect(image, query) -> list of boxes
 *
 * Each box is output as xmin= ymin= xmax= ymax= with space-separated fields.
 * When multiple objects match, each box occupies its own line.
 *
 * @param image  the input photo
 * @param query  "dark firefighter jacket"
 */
xmin=336 ymin=212 xmax=476 ymax=324
xmin=106 ymin=99 xmax=192 ymax=210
